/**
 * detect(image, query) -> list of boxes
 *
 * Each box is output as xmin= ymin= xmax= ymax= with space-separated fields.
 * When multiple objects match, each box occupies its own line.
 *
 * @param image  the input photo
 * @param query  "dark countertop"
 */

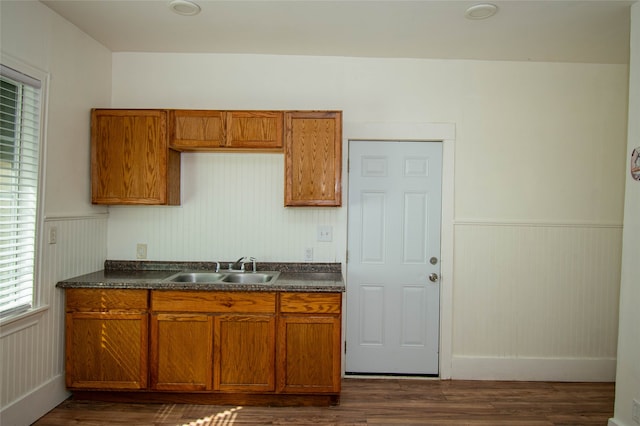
xmin=56 ymin=261 xmax=345 ymax=293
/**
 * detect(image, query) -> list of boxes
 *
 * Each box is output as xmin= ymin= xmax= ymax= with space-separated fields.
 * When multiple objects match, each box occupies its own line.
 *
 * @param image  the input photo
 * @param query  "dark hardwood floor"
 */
xmin=32 ymin=379 xmax=615 ymax=425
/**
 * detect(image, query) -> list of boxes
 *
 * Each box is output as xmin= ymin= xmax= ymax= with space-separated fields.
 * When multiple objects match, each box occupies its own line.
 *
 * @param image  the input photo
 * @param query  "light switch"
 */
xmin=317 ymin=225 xmax=333 ymax=242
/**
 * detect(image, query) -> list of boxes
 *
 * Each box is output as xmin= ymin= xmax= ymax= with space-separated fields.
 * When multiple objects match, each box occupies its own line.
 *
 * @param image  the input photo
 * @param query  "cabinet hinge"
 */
xmin=344 ymin=341 xmax=347 ymax=354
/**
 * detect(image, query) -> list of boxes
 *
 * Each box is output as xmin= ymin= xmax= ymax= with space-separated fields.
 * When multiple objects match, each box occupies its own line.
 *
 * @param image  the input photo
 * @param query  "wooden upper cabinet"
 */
xmin=170 ymin=110 xmax=283 ymax=151
xmin=91 ymin=109 xmax=180 ymax=205
xmin=227 ymin=111 xmax=283 ymax=149
xmin=284 ymin=111 xmax=342 ymax=207
xmin=171 ymin=110 xmax=225 ymax=149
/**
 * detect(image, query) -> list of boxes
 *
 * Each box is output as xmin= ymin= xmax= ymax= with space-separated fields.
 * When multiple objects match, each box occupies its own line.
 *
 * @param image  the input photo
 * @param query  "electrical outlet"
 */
xmin=632 ymin=399 xmax=640 ymax=424
xmin=136 ymin=243 xmax=147 ymax=260
xmin=48 ymin=226 xmax=57 ymax=244
xmin=317 ymin=225 xmax=333 ymax=242
xmin=304 ymin=247 xmax=313 ymax=262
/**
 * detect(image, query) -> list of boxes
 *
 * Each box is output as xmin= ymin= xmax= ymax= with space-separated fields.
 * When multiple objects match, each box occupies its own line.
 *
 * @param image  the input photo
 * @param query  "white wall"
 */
xmin=110 ymin=53 xmax=628 ymax=380
xmin=0 ymin=2 xmax=630 ymax=424
xmin=611 ymin=3 xmax=640 ymax=426
xmin=0 ymin=2 xmax=111 ymax=425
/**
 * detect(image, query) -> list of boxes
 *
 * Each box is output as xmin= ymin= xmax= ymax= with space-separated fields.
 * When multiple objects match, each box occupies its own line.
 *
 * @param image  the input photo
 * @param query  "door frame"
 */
xmin=342 ymin=122 xmax=455 ymax=379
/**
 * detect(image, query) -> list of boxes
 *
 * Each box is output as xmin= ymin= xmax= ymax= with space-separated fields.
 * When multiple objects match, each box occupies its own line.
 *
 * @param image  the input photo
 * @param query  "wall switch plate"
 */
xmin=136 ymin=243 xmax=147 ymax=260
xmin=317 ymin=225 xmax=333 ymax=242
xmin=48 ymin=226 xmax=57 ymax=244
xmin=632 ymin=399 xmax=640 ymax=424
xmin=304 ymin=247 xmax=313 ymax=262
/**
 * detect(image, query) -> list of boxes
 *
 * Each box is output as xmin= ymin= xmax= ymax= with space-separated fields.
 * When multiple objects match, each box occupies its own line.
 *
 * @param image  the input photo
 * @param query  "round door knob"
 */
xmin=429 ymin=273 xmax=439 ymax=282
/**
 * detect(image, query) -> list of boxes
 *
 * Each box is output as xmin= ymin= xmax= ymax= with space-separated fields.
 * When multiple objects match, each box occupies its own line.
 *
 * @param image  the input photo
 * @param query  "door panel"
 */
xmin=361 ymin=192 xmax=386 ymax=262
xmin=359 ymin=285 xmax=384 ymax=345
xmin=347 ymin=140 xmax=442 ymax=375
xmin=402 ymin=286 xmax=427 ymax=346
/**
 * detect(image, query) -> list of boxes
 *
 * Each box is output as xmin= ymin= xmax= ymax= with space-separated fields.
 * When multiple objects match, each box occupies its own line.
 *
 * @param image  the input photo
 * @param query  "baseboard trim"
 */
xmin=451 ymin=356 xmax=616 ymax=382
xmin=608 ymin=418 xmax=630 ymax=426
xmin=0 ymin=374 xmax=70 ymax=426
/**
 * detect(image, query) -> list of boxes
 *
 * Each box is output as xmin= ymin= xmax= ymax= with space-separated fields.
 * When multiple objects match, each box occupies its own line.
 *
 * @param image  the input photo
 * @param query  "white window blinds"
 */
xmin=0 ymin=64 xmax=42 ymax=318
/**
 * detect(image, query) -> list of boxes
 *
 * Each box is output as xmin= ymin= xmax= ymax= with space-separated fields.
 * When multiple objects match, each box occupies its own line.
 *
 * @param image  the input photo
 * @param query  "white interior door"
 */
xmin=346 ymin=140 xmax=442 ymax=375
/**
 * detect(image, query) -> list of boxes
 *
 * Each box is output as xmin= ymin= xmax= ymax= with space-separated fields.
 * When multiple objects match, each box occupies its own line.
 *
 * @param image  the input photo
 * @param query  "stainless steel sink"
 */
xmin=164 ymin=271 xmax=279 ymax=284
xmin=221 ymin=273 xmax=276 ymax=284
xmin=165 ymin=272 xmax=226 ymax=283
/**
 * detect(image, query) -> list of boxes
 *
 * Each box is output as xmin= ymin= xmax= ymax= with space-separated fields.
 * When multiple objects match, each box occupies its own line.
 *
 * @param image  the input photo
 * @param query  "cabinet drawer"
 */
xmin=279 ymin=293 xmax=341 ymax=314
xmin=152 ymin=291 xmax=276 ymax=313
xmin=66 ymin=289 xmax=148 ymax=312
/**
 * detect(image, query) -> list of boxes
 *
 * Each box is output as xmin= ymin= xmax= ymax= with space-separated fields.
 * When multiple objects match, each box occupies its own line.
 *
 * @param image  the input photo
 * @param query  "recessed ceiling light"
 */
xmin=465 ymin=3 xmax=498 ymax=20
xmin=168 ymin=0 xmax=201 ymax=16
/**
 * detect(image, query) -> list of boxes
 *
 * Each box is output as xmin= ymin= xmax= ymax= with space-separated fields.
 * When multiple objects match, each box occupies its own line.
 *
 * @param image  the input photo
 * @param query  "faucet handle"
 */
xmin=248 ymin=257 xmax=257 ymax=273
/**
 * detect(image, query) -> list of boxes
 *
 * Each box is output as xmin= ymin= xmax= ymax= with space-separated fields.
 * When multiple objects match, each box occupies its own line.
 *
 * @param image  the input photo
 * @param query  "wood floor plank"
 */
xmin=32 ymin=379 xmax=614 ymax=425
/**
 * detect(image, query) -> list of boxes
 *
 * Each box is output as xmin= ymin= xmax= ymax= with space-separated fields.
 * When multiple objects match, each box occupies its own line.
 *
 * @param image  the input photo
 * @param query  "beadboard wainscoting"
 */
xmin=106 ymin=153 xmax=346 ymax=263
xmin=452 ymin=221 xmax=622 ymax=381
xmin=0 ymin=215 xmax=107 ymax=426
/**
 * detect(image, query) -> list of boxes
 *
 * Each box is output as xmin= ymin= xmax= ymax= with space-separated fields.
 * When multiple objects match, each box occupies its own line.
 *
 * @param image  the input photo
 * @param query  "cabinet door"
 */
xmin=150 ymin=313 xmax=213 ymax=391
xmin=227 ymin=111 xmax=283 ymax=150
xmin=277 ymin=315 xmax=341 ymax=393
xmin=91 ymin=109 xmax=180 ymax=205
xmin=214 ymin=314 xmax=276 ymax=392
xmin=170 ymin=110 xmax=283 ymax=151
xmin=66 ymin=312 xmax=148 ymax=389
xmin=170 ymin=110 xmax=226 ymax=150
xmin=284 ymin=111 xmax=342 ymax=206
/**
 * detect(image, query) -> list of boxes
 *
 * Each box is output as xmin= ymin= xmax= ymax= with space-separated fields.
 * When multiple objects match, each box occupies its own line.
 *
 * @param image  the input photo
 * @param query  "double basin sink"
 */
xmin=164 ymin=271 xmax=280 ymax=285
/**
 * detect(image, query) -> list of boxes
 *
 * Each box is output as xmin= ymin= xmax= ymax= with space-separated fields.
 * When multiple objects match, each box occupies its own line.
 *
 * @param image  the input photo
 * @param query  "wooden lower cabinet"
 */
xmin=65 ymin=289 xmax=148 ymax=390
xmin=277 ymin=293 xmax=342 ymax=394
xmin=65 ymin=288 xmax=342 ymax=404
xmin=150 ymin=291 xmax=277 ymax=393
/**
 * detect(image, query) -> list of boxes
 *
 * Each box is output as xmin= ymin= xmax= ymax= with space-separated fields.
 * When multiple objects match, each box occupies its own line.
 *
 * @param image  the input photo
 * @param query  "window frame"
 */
xmin=0 ymin=54 xmax=49 ymax=331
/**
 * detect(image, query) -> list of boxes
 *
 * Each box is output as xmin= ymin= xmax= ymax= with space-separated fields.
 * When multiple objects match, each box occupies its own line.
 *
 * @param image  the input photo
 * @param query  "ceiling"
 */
xmin=40 ymin=0 xmax=633 ymax=64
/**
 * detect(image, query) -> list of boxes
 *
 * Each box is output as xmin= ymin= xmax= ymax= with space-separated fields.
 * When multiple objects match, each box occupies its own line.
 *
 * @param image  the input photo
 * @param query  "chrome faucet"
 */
xmin=229 ymin=257 xmax=246 ymax=271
